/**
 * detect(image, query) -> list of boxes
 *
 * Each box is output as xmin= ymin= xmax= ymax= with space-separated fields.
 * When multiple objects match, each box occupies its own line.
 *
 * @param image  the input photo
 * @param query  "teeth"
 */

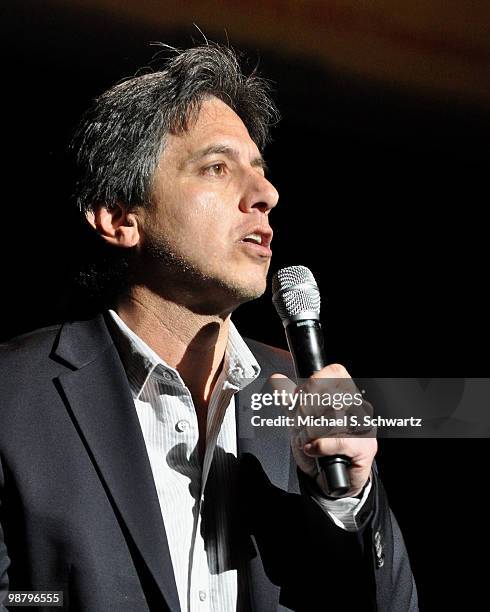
xmin=244 ymin=233 xmax=262 ymax=245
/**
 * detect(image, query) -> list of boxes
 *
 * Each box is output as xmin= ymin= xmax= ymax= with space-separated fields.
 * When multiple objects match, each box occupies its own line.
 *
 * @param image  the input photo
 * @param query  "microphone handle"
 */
xmin=285 ymin=320 xmax=351 ymax=497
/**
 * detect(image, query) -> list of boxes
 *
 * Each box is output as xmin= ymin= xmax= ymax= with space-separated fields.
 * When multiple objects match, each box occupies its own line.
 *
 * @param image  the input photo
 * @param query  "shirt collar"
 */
xmin=107 ymin=309 xmax=260 ymax=399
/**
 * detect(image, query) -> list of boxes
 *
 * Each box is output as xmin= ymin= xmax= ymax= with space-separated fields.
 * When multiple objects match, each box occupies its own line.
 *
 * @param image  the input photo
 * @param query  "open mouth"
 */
xmin=239 ymin=230 xmax=273 ymax=257
xmin=239 ymin=227 xmax=273 ymax=250
xmin=242 ymin=233 xmax=263 ymax=245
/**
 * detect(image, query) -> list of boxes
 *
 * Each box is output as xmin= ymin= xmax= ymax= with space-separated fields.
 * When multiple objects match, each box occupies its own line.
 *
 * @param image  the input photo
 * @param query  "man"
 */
xmin=0 ymin=44 xmax=417 ymax=611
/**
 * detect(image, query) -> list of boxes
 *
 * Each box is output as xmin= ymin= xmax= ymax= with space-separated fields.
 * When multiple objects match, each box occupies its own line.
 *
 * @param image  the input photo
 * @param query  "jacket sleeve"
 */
xmin=296 ymin=461 xmax=418 ymax=611
xmin=366 ymin=463 xmax=418 ymax=611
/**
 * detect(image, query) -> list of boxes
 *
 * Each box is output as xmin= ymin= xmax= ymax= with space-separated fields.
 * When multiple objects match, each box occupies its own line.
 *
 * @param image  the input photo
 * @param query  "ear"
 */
xmin=86 ymin=203 xmax=140 ymax=248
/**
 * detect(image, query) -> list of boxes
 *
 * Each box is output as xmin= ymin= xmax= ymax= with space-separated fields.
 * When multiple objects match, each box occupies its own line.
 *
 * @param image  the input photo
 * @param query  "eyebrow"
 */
xmin=185 ymin=144 xmax=268 ymax=173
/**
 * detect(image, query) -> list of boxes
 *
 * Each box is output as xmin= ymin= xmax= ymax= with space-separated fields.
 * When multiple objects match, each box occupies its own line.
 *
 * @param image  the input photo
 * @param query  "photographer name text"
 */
xmin=250 ymin=415 xmax=423 ymax=428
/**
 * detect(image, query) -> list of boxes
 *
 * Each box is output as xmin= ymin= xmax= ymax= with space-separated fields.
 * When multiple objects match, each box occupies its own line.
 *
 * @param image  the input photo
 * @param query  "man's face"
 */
xmin=137 ymin=96 xmax=279 ymax=313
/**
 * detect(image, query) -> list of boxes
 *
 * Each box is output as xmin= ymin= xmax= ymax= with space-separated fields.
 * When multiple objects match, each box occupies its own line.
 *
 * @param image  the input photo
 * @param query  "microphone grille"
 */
xmin=272 ymin=265 xmax=321 ymax=322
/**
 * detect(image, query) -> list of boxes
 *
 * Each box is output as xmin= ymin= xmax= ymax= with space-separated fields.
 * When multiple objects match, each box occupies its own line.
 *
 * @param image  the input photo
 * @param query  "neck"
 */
xmin=116 ymin=286 xmax=231 ymax=405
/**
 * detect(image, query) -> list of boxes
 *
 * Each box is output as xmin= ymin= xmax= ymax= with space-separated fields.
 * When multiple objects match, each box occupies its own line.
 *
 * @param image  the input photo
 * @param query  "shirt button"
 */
xmin=163 ymin=372 xmax=173 ymax=380
xmin=198 ymin=590 xmax=207 ymax=601
xmin=175 ymin=420 xmax=190 ymax=433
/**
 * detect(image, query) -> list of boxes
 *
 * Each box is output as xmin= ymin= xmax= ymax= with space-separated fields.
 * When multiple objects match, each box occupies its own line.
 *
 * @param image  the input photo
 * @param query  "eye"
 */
xmin=203 ymin=162 xmax=227 ymax=177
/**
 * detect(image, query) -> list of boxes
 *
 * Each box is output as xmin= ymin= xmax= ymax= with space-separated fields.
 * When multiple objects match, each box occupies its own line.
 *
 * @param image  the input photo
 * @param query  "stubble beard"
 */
xmin=138 ymin=230 xmax=266 ymax=312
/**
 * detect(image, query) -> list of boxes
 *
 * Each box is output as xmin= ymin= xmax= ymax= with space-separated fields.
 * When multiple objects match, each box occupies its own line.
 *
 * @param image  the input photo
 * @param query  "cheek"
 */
xmin=182 ymin=190 xmax=233 ymax=242
xmin=187 ymin=186 xmax=227 ymax=214
xmin=150 ymin=183 xmax=236 ymax=255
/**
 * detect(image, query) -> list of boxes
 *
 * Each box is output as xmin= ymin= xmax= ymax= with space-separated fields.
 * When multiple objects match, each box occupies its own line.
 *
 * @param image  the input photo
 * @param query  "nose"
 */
xmin=239 ymin=170 xmax=279 ymax=215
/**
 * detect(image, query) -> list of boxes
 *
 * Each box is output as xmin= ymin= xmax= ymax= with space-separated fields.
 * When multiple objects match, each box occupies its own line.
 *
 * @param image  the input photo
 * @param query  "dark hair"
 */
xmin=68 ymin=43 xmax=279 ymax=312
xmin=73 ymin=42 xmax=279 ymax=214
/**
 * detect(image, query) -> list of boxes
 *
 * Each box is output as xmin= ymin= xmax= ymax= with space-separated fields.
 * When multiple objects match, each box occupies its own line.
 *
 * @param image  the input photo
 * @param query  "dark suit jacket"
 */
xmin=0 ymin=314 xmax=417 ymax=611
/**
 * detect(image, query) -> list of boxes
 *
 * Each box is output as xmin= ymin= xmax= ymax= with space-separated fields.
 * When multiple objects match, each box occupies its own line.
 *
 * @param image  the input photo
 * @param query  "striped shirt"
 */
xmin=107 ymin=309 xmax=370 ymax=612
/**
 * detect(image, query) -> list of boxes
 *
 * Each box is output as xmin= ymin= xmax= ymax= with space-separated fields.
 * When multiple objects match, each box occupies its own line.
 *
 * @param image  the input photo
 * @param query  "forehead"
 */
xmin=164 ymin=96 xmax=259 ymax=160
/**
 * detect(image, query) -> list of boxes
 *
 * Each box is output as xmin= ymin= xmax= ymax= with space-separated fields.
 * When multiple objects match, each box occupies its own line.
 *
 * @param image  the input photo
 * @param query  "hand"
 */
xmin=270 ymin=363 xmax=377 ymax=498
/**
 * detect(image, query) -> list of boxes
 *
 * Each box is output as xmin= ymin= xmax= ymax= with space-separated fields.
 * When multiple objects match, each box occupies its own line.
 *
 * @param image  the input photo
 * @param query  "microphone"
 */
xmin=272 ymin=265 xmax=351 ymax=497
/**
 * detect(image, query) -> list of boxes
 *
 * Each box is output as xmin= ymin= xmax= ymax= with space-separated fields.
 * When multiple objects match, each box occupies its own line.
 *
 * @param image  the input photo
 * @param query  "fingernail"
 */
xmin=304 ymin=443 xmax=312 ymax=452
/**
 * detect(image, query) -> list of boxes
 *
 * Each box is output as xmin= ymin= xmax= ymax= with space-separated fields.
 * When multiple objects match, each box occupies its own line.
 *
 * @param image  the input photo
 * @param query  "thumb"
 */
xmin=267 ymin=373 xmax=299 ymax=416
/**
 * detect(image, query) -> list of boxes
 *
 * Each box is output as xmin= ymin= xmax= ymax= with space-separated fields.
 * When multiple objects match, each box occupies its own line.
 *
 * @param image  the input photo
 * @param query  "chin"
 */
xmin=214 ymin=271 xmax=265 ymax=303
xmin=232 ymin=279 xmax=267 ymax=303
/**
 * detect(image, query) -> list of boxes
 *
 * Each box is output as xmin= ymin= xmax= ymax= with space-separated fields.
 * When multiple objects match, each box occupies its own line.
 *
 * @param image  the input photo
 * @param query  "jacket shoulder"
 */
xmin=244 ymin=337 xmax=295 ymax=378
xmin=0 ymin=323 xmax=62 ymax=359
xmin=0 ymin=323 xmax=64 ymax=392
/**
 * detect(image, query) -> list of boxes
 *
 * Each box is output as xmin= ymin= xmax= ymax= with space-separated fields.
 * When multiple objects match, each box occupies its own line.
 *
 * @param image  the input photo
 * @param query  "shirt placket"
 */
xmin=189 ymin=379 xmax=237 ymax=612
xmin=153 ymin=368 xmax=217 ymax=612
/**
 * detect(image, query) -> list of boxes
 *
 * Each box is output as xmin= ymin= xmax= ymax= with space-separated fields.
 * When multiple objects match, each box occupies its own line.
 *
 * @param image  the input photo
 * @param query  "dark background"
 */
xmin=2 ymin=2 xmax=489 ymax=609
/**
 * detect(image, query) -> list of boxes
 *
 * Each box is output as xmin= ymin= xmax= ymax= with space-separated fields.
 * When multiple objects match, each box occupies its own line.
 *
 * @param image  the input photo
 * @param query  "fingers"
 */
xmin=268 ymin=373 xmax=299 ymax=416
xmin=269 ymin=364 xmax=358 ymax=414
xmin=304 ymin=436 xmax=378 ymax=463
xmin=310 ymin=362 xmax=350 ymax=379
xmin=268 ymin=365 xmax=376 ymax=439
xmin=267 ymin=365 xmax=378 ymax=495
xmin=306 ymin=436 xmax=377 ymax=498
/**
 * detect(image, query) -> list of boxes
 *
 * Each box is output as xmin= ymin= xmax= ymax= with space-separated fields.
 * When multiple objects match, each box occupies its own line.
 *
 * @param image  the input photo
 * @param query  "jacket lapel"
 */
xmin=54 ymin=315 xmax=181 ymax=612
xmin=236 ymin=342 xmax=293 ymax=612
xmin=235 ymin=377 xmax=292 ymax=489
xmin=237 ymin=338 xmax=293 ymax=490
